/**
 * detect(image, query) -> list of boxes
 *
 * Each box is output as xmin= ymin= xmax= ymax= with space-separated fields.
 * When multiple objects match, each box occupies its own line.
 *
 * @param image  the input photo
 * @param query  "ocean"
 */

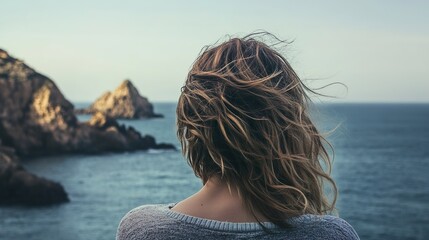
xmin=0 ymin=103 xmax=428 ymax=240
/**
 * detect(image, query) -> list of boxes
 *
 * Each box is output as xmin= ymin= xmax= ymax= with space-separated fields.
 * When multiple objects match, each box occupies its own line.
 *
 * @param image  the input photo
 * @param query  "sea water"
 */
xmin=0 ymin=103 xmax=428 ymax=240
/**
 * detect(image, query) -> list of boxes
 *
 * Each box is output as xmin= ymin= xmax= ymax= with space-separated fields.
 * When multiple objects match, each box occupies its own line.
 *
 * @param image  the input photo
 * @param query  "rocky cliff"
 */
xmin=76 ymin=79 xmax=163 ymax=119
xmin=0 ymin=49 xmax=174 ymax=205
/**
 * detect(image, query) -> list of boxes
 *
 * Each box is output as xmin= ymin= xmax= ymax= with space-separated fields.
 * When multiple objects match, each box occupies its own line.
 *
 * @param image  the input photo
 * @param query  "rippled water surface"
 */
xmin=1 ymin=103 xmax=428 ymax=240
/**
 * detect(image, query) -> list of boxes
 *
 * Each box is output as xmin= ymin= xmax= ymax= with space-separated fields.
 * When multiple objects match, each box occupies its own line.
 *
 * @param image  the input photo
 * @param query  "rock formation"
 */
xmin=0 ymin=48 xmax=174 ymax=156
xmin=76 ymin=79 xmax=163 ymax=119
xmin=0 ymin=48 xmax=175 ymax=206
xmin=0 ymin=142 xmax=69 ymax=206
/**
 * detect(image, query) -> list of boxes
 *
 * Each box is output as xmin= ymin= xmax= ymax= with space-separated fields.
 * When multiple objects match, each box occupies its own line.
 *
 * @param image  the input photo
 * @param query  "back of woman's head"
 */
xmin=176 ymin=33 xmax=337 ymax=228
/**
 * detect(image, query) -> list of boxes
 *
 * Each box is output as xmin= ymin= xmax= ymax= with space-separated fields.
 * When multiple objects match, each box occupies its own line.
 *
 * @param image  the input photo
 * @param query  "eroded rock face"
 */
xmin=0 ymin=144 xmax=69 ymax=206
xmin=76 ymin=80 xmax=163 ymax=119
xmin=0 ymin=49 xmax=77 ymax=156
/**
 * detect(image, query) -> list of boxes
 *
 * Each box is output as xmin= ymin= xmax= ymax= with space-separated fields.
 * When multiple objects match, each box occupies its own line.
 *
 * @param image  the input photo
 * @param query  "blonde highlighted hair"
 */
xmin=176 ymin=33 xmax=337 ymax=229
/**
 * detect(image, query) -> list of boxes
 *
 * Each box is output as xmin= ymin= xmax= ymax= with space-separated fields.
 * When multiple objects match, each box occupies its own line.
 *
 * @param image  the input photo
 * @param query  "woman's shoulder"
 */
xmin=289 ymin=214 xmax=359 ymax=240
xmin=116 ymin=203 xmax=174 ymax=240
xmin=120 ymin=203 xmax=165 ymax=217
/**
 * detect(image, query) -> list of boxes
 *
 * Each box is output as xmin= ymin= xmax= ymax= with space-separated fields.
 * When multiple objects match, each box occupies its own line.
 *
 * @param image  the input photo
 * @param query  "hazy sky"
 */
xmin=1 ymin=0 xmax=428 ymax=103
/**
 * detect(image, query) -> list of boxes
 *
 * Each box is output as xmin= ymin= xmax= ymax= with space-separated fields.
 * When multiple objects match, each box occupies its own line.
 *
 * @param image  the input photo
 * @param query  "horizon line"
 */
xmin=71 ymin=100 xmax=429 ymax=104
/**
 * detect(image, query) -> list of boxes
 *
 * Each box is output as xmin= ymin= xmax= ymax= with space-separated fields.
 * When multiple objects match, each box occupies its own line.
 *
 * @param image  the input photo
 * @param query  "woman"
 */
xmin=116 ymin=33 xmax=359 ymax=239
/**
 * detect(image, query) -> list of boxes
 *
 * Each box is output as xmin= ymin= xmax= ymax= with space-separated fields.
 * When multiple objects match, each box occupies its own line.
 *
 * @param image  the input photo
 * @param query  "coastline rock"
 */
xmin=0 ymin=48 xmax=77 ymax=156
xmin=76 ymin=112 xmax=175 ymax=153
xmin=0 ymin=143 xmax=69 ymax=206
xmin=76 ymin=80 xmax=163 ymax=119
xmin=0 ymin=48 xmax=174 ymax=157
xmin=0 ymin=48 xmax=175 ymax=206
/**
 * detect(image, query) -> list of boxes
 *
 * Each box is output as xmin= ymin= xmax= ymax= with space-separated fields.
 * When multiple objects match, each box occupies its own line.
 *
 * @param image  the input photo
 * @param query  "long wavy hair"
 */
xmin=176 ymin=32 xmax=337 ymax=229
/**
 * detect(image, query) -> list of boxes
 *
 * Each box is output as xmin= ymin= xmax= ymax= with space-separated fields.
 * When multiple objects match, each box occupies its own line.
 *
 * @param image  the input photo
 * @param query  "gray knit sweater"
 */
xmin=116 ymin=203 xmax=359 ymax=240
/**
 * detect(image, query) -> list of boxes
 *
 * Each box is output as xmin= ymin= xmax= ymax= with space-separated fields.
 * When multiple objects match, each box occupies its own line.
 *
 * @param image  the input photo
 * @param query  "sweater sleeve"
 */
xmin=325 ymin=216 xmax=360 ymax=240
xmin=116 ymin=210 xmax=135 ymax=240
xmin=116 ymin=206 xmax=149 ymax=240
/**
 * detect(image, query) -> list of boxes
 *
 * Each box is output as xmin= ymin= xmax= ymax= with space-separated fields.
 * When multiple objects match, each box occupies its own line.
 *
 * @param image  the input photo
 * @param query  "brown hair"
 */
xmin=176 ymin=32 xmax=337 ymax=229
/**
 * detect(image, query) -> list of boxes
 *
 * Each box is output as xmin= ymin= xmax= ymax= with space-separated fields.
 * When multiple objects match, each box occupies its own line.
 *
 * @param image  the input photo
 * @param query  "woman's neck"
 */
xmin=171 ymin=176 xmax=269 ymax=222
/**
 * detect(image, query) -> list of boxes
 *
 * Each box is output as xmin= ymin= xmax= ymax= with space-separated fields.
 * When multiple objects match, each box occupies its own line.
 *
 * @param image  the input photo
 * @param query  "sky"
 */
xmin=1 ymin=0 xmax=428 ymax=103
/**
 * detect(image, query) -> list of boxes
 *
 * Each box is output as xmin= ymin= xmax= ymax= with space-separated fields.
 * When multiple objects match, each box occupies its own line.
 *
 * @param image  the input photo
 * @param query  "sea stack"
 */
xmin=77 ymin=79 xmax=163 ymax=119
xmin=0 ymin=48 xmax=175 ymax=206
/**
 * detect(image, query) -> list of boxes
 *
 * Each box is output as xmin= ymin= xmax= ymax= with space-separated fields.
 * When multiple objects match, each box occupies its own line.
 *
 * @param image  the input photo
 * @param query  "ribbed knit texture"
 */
xmin=116 ymin=203 xmax=360 ymax=240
